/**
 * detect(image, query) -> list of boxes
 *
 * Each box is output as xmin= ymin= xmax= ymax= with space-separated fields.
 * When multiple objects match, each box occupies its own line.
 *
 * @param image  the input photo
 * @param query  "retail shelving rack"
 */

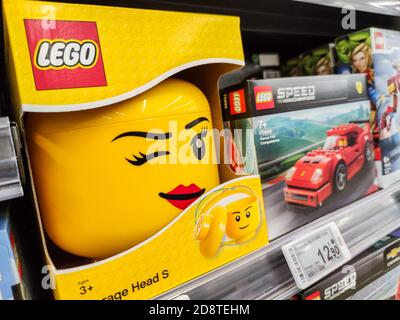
xmin=146 ymin=0 xmax=400 ymax=300
xmin=46 ymin=0 xmax=400 ymax=60
xmin=1 ymin=0 xmax=400 ymax=300
xmin=0 ymin=117 xmax=23 ymax=202
xmin=157 ymin=182 xmax=400 ymax=300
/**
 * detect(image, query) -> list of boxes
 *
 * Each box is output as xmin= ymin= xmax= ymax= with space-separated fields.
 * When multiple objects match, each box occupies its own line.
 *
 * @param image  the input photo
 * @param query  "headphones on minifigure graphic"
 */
xmin=193 ymin=186 xmax=261 ymax=257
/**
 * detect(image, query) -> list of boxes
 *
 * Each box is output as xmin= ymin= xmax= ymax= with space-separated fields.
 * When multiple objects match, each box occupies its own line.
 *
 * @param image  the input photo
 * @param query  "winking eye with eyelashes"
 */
xmin=126 ymin=151 xmax=171 ymax=166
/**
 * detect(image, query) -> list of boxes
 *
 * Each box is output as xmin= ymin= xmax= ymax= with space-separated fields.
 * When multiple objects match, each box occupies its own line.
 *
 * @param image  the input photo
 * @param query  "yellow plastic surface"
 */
xmin=225 ymin=195 xmax=260 ymax=243
xmin=198 ymin=206 xmax=227 ymax=257
xmin=193 ymin=186 xmax=261 ymax=257
xmin=53 ymin=176 xmax=268 ymax=300
xmin=2 ymin=0 xmax=268 ymax=301
xmin=26 ymin=78 xmax=220 ymax=258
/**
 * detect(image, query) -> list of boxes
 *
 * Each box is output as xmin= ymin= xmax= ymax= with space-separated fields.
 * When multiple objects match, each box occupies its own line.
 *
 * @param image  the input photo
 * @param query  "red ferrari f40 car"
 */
xmin=284 ymin=123 xmax=373 ymax=207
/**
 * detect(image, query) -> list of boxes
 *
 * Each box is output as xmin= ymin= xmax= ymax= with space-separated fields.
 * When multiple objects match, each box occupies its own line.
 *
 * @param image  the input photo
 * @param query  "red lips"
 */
xmin=159 ymin=184 xmax=205 ymax=210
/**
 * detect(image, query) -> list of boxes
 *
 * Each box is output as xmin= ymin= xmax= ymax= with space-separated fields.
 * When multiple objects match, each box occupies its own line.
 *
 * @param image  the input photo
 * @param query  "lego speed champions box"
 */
xmin=220 ymin=74 xmax=378 ymax=240
xmin=3 ymin=0 xmax=268 ymax=300
xmin=335 ymin=28 xmax=400 ymax=188
xmin=348 ymin=264 xmax=400 ymax=300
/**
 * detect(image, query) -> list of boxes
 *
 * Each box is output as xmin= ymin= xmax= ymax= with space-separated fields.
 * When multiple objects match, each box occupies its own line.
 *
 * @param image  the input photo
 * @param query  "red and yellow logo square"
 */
xmin=24 ymin=19 xmax=107 ymax=90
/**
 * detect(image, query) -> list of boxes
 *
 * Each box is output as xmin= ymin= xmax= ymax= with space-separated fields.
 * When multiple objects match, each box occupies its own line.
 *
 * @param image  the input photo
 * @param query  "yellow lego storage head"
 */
xmin=26 ymin=78 xmax=220 ymax=259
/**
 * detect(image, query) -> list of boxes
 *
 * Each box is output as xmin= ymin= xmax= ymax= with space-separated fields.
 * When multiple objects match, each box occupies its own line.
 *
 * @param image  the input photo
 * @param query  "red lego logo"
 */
xmin=254 ymin=85 xmax=274 ymax=110
xmin=228 ymin=89 xmax=246 ymax=115
xmin=374 ymin=31 xmax=385 ymax=50
xmin=24 ymin=19 xmax=107 ymax=90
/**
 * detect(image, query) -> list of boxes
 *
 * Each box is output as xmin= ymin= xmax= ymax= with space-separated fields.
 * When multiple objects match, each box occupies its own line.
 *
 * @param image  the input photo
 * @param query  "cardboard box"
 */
xmin=335 ymin=28 xmax=400 ymax=188
xmin=3 ymin=0 xmax=268 ymax=299
xmin=347 ymin=264 xmax=400 ymax=300
xmin=0 ymin=203 xmax=23 ymax=300
xmin=299 ymin=230 xmax=400 ymax=300
xmin=220 ymin=74 xmax=378 ymax=241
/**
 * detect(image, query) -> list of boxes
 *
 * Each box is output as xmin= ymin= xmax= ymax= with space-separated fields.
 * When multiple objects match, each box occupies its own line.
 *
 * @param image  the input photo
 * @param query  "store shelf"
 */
xmin=2 ymin=0 xmax=400 ymax=302
xmin=157 ymin=182 xmax=400 ymax=300
xmin=44 ymin=0 xmax=400 ymax=61
xmin=295 ymin=0 xmax=400 ymax=17
xmin=0 ymin=117 xmax=23 ymax=202
xmin=47 ymin=0 xmax=400 ymax=36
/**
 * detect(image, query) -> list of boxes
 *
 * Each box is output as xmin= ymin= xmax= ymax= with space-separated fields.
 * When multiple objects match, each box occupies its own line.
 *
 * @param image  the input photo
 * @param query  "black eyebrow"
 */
xmin=185 ymin=117 xmax=209 ymax=130
xmin=231 ymin=211 xmax=240 ymax=215
xmin=245 ymin=206 xmax=253 ymax=211
xmin=112 ymin=131 xmax=172 ymax=142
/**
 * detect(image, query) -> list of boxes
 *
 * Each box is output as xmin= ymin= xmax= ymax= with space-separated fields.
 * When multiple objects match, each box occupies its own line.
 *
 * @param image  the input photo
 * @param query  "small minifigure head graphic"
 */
xmin=225 ymin=195 xmax=259 ymax=243
xmin=351 ymin=42 xmax=372 ymax=73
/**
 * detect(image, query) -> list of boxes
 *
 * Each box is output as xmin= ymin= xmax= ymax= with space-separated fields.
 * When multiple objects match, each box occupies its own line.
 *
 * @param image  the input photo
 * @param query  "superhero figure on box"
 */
xmin=351 ymin=42 xmax=378 ymax=104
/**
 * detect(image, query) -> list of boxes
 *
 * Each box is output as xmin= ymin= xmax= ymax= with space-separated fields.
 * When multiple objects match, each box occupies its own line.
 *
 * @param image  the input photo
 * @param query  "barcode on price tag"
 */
xmin=282 ymin=222 xmax=351 ymax=290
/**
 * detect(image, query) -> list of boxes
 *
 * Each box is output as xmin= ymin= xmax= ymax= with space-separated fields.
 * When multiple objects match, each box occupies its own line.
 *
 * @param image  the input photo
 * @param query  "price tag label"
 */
xmin=282 ymin=222 xmax=351 ymax=290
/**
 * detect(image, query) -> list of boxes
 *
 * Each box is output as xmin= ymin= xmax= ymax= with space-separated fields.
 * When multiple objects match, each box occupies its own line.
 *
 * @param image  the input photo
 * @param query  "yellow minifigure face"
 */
xmin=26 ymin=78 xmax=220 ymax=259
xmin=225 ymin=196 xmax=260 ymax=243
